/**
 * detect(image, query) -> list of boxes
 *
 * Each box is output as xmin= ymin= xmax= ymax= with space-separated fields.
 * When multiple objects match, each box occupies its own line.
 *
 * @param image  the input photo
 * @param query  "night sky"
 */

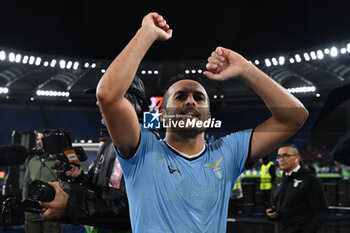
xmin=1 ymin=0 xmax=349 ymax=61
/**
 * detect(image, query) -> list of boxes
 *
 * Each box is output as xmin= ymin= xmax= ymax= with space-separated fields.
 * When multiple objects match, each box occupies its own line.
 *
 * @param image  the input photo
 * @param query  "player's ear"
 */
xmin=161 ymin=108 xmax=166 ymax=121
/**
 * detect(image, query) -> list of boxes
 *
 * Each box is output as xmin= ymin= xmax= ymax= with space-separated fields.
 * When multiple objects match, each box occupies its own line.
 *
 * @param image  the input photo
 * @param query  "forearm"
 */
xmin=96 ymin=26 xmax=157 ymax=104
xmin=240 ymin=63 xmax=308 ymax=126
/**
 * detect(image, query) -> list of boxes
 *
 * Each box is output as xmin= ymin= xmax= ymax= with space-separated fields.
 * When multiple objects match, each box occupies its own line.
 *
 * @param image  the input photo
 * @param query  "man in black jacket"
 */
xmin=62 ymin=137 xmax=130 ymax=232
xmin=39 ymin=76 xmax=145 ymax=232
xmin=266 ymin=144 xmax=328 ymax=233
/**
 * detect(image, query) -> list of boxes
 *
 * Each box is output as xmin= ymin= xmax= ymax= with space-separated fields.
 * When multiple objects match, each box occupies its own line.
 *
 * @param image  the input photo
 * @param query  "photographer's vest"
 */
xmin=233 ymin=177 xmax=242 ymax=191
xmin=231 ymin=175 xmax=243 ymax=199
xmin=260 ymin=161 xmax=274 ymax=190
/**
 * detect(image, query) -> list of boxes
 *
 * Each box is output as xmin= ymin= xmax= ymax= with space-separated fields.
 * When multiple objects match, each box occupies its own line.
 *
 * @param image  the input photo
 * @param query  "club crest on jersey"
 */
xmin=204 ymin=157 xmax=223 ymax=180
xmin=293 ymin=179 xmax=302 ymax=187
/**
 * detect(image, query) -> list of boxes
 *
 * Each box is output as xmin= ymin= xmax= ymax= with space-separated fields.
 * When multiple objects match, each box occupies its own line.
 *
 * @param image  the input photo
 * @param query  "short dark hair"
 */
xmin=161 ymin=74 xmax=208 ymax=109
xmin=279 ymin=143 xmax=300 ymax=155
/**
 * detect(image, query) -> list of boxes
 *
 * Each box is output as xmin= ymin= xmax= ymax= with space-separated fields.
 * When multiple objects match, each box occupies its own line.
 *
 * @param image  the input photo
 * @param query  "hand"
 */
xmin=203 ymin=46 xmax=250 ymax=81
xmin=266 ymin=206 xmax=279 ymax=219
xmin=65 ymin=165 xmax=82 ymax=180
xmin=40 ymin=182 xmax=69 ymax=219
xmin=141 ymin=12 xmax=172 ymax=41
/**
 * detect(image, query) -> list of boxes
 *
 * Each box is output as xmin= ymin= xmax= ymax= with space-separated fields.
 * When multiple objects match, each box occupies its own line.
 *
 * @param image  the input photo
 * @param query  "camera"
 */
xmin=0 ymin=129 xmax=87 ymax=224
xmin=27 ymin=180 xmax=72 ymax=203
xmin=24 ymin=129 xmax=87 ymax=208
xmin=29 ymin=129 xmax=87 ymax=180
xmin=1 ymin=181 xmax=75 ymax=224
xmin=28 ymin=180 xmax=56 ymax=202
xmin=30 ymin=129 xmax=87 ymax=164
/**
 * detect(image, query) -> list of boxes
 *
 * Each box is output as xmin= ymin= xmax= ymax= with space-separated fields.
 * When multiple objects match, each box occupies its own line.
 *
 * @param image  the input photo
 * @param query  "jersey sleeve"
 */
xmin=222 ymin=129 xmax=253 ymax=175
xmin=116 ymin=124 xmax=157 ymax=182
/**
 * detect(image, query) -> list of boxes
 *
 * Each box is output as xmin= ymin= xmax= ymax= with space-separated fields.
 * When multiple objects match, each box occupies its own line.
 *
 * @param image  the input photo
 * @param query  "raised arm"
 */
xmin=96 ymin=12 xmax=172 ymax=157
xmin=204 ymin=46 xmax=308 ymax=161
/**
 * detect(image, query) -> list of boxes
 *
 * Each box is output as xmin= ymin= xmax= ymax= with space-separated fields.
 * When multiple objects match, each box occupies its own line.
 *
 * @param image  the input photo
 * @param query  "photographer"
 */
xmin=22 ymin=132 xmax=62 ymax=233
xmin=40 ymin=76 xmax=145 ymax=233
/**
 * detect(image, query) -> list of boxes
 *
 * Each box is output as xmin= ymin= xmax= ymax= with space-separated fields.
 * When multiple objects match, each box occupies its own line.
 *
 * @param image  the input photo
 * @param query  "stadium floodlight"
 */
xmin=0 ymin=51 xmax=5 ymax=61
xmin=287 ymin=86 xmax=316 ymax=94
xmin=22 ymin=55 xmax=29 ymax=64
xmin=303 ymin=53 xmax=310 ymax=61
xmin=36 ymin=90 xmax=70 ymax=97
xmin=15 ymin=54 xmax=21 ymax=63
xmin=330 ymin=47 xmax=338 ymax=57
xmin=29 ymin=56 xmax=35 ymax=65
xmin=310 ymin=51 xmax=317 ymax=60
xmin=59 ymin=60 xmax=66 ymax=69
xmin=316 ymin=50 xmax=324 ymax=59
xmin=35 ymin=57 xmax=41 ymax=66
xmin=265 ymin=58 xmax=271 ymax=67
xmin=295 ymin=54 xmax=302 ymax=63
xmin=271 ymin=57 xmax=278 ymax=66
xmin=278 ymin=56 xmax=285 ymax=65
xmin=66 ymin=61 xmax=73 ymax=69
xmin=0 ymin=87 xmax=9 ymax=94
xmin=73 ymin=61 xmax=79 ymax=70
xmin=9 ymin=52 xmax=15 ymax=62
xmin=29 ymin=57 xmax=35 ymax=65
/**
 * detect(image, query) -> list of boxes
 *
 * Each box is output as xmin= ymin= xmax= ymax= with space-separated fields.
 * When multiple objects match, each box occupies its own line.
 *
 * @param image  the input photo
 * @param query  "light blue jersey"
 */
xmin=117 ymin=125 xmax=252 ymax=233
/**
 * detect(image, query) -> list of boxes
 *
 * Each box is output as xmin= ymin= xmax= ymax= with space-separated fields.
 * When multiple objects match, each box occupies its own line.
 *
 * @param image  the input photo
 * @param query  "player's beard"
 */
xmin=164 ymin=106 xmax=208 ymax=138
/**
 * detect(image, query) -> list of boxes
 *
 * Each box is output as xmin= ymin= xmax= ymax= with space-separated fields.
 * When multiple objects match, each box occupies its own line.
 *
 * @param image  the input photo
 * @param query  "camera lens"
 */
xmin=28 ymin=180 xmax=55 ymax=202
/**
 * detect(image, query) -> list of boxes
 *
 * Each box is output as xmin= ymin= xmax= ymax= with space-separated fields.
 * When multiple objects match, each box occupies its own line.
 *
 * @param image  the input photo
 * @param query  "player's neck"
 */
xmin=164 ymin=132 xmax=205 ymax=156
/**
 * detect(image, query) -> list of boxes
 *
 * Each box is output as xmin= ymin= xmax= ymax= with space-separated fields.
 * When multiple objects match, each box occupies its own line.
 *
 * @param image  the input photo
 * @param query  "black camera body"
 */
xmin=1 ymin=181 xmax=74 ymax=224
xmin=30 ymin=129 xmax=87 ymax=164
xmin=23 ymin=129 xmax=87 ymax=213
xmin=1 ymin=129 xmax=88 ymax=224
xmin=28 ymin=129 xmax=87 ymax=180
xmin=28 ymin=180 xmax=71 ymax=203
